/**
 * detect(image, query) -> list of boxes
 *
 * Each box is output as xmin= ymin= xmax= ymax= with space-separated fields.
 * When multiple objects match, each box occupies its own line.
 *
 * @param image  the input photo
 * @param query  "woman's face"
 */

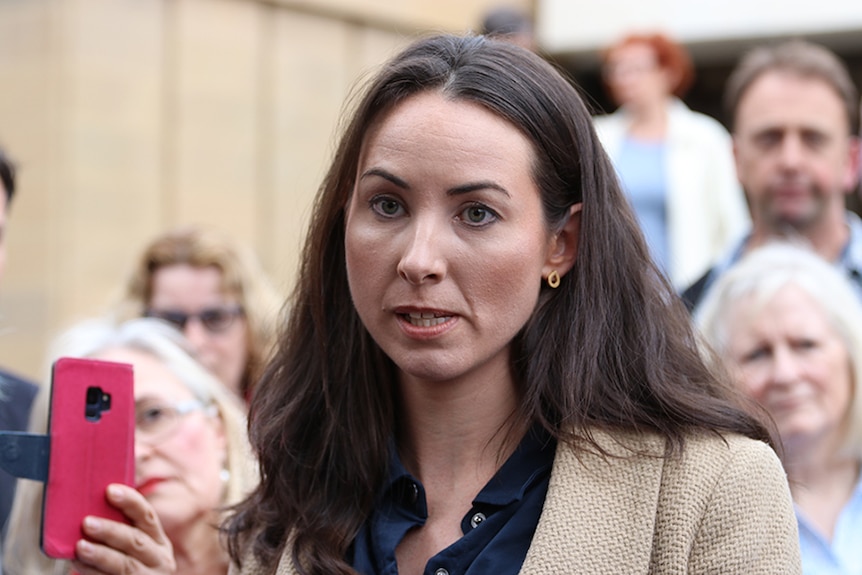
xmin=148 ymin=264 xmax=249 ymax=395
xmin=724 ymin=284 xmax=854 ymax=451
xmin=96 ymin=347 xmax=227 ymax=535
xmin=604 ymin=42 xmax=672 ymax=108
xmin=344 ymin=91 xmax=564 ymax=387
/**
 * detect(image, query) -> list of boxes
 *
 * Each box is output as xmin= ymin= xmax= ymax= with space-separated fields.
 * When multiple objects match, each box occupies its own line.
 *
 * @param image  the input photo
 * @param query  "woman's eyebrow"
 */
xmin=359 ymin=167 xmax=409 ymax=189
xmin=447 ymin=181 xmax=510 ymax=197
xmin=359 ymin=169 xmax=510 ymax=198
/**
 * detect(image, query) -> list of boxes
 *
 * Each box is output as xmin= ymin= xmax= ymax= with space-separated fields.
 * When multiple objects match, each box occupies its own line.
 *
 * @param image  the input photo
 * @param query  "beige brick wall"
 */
xmin=0 ymin=0 xmax=532 ymax=382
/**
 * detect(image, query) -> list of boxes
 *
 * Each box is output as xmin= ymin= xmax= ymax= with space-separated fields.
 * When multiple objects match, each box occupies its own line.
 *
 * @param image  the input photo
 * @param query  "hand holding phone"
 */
xmin=71 ymin=483 xmax=177 ymax=574
xmin=41 ymin=357 xmax=135 ymax=559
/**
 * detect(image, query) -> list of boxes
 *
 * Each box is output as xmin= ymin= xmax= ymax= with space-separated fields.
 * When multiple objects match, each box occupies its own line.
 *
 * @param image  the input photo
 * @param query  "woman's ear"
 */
xmin=543 ymin=203 xmax=582 ymax=280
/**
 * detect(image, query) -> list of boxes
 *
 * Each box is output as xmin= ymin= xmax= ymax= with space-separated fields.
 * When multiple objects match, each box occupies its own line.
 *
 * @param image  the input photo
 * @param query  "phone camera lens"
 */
xmin=84 ymin=386 xmax=111 ymax=421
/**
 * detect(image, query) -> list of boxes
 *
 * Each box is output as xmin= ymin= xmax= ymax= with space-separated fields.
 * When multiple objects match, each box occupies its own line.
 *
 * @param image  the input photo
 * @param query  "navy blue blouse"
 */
xmin=350 ymin=426 xmax=556 ymax=575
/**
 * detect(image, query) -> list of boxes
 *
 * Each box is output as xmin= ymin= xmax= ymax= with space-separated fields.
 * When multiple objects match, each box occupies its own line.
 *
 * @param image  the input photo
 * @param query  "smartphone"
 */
xmin=41 ymin=357 xmax=135 ymax=559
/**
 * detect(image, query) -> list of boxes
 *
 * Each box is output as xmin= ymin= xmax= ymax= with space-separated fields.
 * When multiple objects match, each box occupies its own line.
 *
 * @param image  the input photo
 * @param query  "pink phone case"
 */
xmin=41 ymin=357 xmax=135 ymax=559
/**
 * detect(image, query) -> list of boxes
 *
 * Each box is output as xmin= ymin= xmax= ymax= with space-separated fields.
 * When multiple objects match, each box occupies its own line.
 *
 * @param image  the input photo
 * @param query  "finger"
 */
xmin=72 ymin=540 xmax=130 ymax=575
xmin=71 ymin=552 xmax=108 ymax=575
xmin=80 ymin=515 xmax=174 ymax=570
xmin=70 ymin=561 xmax=108 ymax=575
xmin=73 ymin=543 xmax=172 ymax=575
xmin=73 ymin=536 xmax=176 ymax=575
xmin=105 ymin=483 xmax=170 ymax=544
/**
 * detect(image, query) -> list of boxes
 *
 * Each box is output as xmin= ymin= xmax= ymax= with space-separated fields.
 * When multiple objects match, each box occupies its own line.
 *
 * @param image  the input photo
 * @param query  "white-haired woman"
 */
xmin=697 ymin=242 xmax=862 ymax=575
xmin=3 ymin=318 xmax=256 ymax=575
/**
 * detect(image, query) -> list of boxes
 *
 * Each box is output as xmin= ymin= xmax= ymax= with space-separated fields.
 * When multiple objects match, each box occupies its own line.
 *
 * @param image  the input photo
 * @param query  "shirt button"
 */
xmin=470 ymin=512 xmax=486 ymax=528
xmin=411 ymin=482 xmax=419 ymax=503
xmin=434 ymin=569 xmax=449 ymax=575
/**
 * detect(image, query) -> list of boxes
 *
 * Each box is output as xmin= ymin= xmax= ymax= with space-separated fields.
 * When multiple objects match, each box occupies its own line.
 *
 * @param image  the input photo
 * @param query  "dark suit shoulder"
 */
xmin=0 ymin=368 xmax=39 ymax=536
xmin=680 ymin=268 xmax=713 ymax=314
xmin=0 ymin=368 xmax=39 ymax=432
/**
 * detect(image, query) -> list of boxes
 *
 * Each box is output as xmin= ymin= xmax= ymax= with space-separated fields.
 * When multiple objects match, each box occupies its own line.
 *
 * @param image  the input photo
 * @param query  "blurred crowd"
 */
xmin=1 ymin=6 xmax=862 ymax=575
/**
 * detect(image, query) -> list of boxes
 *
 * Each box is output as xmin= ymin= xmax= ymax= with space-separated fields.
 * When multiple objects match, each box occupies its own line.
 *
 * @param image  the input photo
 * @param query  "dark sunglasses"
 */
xmin=144 ymin=306 xmax=244 ymax=333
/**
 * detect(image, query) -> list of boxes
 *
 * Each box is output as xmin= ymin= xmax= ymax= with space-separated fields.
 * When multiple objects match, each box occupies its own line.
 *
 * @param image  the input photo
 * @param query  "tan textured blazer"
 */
xmin=234 ymin=431 xmax=801 ymax=575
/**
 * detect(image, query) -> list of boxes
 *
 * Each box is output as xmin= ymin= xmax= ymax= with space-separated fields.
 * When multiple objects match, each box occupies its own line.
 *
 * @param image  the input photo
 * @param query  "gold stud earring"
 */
xmin=547 ymin=270 xmax=560 ymax=289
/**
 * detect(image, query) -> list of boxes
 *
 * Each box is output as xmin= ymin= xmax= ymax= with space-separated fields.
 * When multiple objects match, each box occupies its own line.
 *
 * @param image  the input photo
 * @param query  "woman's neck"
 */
xmin=393 ymin=364 xmax=528 ymax=575
xmin=785 ymin=439 xmax=860 ymax=542
xmin=625 ymin=97 xmax=669 ymax=141
xmin=166 ymin=512 xmax=229 ymax=575
xmin=396 ymin=362 xmax=524 ymax=487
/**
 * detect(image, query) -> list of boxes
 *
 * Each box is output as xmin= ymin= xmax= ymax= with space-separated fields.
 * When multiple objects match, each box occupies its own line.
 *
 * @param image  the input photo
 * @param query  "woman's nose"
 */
xmin=182 ymin=317 xmax=210 ymax=350
xmin=134 ymin=435 xmax=154 ymax=462
xmin=768 ymin=346 xmax=801 ymax=385
xmin=396 ymin=219 xmax=447 ymax=285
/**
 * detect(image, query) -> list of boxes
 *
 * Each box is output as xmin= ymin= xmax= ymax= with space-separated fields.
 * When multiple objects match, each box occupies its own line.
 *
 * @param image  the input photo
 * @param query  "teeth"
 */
xmin=408 ymin=312 xmax=437 ymax=319
xmin=405 ymin=312 xmax=449 ymax=327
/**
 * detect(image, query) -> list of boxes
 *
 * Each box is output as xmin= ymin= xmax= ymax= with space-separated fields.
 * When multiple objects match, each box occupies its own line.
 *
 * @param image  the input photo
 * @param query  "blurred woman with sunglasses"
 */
xmin=116 ymin=226 xmax=282 ymax=400
xmin=3 ymin=317 xmax=256 ymax=575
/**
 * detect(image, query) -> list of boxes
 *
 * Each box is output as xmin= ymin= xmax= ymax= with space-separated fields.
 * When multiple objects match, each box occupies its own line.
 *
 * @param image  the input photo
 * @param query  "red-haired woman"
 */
xmin=595 ymin=32 xmax=749 ymax=291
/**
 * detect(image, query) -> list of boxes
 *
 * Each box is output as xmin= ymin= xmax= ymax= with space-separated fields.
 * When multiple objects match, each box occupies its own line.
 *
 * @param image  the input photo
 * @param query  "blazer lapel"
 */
xmin=519 ymin=430 xmax=666 ymax=575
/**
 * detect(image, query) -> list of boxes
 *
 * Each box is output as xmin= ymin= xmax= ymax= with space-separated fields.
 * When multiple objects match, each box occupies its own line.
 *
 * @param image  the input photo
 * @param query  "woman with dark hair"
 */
xmin=226 ymin=34 xmax=800 ymax=575
xmin=595 ymin=32 xmax=749 ymax=290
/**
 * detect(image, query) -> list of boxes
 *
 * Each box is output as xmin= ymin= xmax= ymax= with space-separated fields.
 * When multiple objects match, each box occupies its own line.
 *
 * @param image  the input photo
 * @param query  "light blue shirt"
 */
xmin=615 ymin=138 xmax=669 ymax=274
xmin=690 ymin=211 xmax=862 ymax=309
xmin=797 ymin=474 xmax=862 ymax=574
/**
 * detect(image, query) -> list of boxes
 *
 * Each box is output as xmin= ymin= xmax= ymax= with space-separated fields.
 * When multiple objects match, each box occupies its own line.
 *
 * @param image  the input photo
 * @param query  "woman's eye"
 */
xmin=138 ymin=406 xmax=166 ymax=425
xmin=459 ymin=204 xmax=498 ymax=226
xmin=370 ymin=197 xmax=403 ymax=217
xmin=794 ymin=338 xmax=818 ymax=351
xmin=741 ymin=347 xmax=769 ymax=363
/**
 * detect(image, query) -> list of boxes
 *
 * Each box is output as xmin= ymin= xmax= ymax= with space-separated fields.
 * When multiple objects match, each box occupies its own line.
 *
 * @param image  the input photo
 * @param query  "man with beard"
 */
xmin=682 ymin=40 xmax=861 ymax=311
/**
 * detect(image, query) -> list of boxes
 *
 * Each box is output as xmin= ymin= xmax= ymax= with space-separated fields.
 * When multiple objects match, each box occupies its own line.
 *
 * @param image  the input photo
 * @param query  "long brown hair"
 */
xmin=226 ymin=34 xmax=773 ymax=575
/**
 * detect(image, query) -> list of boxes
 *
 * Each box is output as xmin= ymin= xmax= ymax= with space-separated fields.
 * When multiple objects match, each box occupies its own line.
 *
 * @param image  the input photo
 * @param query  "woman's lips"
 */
xmin=391 ymin=307 xmax=458 ymax=338
xmin=136 ymin=477 xmax=166 ymax=496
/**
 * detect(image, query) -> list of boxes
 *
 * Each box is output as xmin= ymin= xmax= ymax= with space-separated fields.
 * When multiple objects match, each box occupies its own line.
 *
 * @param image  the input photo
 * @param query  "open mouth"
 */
xmin=403 ymin=311 xmax=451 ymax=327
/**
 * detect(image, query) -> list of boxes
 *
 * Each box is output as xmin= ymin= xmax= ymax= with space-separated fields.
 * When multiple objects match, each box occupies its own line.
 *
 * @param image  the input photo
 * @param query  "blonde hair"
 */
xmin=116 ymin=226 xmax=282 ymax=397
xmin=3 ymin=318 xmax=257 ymax=575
